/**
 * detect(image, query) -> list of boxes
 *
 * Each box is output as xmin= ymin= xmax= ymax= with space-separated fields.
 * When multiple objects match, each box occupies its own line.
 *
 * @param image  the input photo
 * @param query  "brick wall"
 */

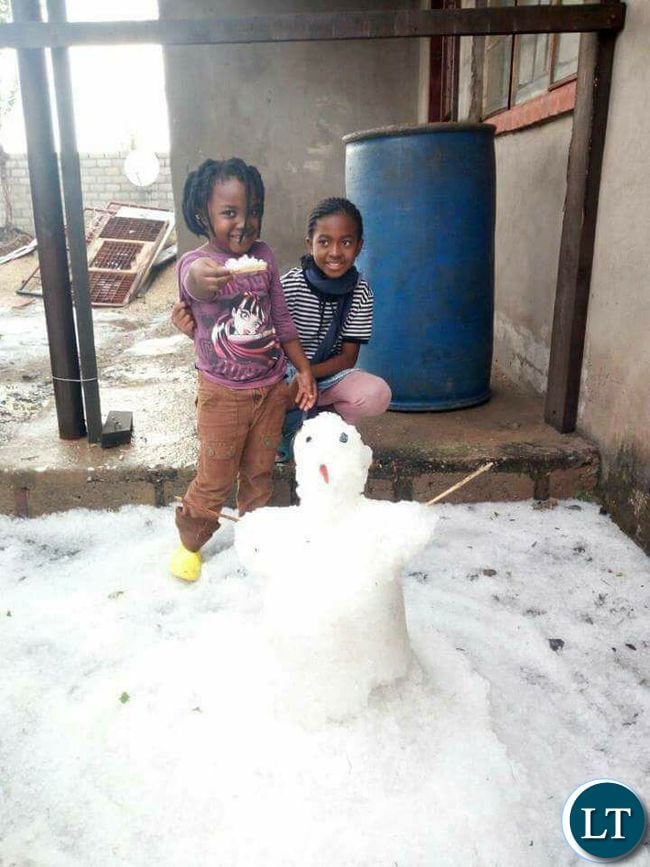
xmin=3 ymin=152 xmax=174 ymax=233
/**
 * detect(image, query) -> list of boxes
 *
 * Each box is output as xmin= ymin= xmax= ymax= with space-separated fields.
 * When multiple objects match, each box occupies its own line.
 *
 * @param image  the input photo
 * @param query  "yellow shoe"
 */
xmin=169 ymin=544 xmax=202 ymax=582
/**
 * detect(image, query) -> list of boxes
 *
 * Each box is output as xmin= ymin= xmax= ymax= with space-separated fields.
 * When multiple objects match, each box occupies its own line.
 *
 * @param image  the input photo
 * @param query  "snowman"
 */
xmin=235 ymin=412 xmax=437 ymax=722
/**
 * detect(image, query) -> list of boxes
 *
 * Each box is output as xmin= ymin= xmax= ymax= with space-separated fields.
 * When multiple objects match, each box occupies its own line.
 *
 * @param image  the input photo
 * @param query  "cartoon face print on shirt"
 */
xmin=231 ymin=294 xmax=264 ymax=336
xmin=211 ymin=292 xmax=280 ymax=368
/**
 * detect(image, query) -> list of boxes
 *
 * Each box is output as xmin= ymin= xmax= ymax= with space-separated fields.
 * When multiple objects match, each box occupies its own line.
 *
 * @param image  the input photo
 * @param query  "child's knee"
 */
xmin=361 ymin=376 xmax=391 ymax=415
xmin=373 ymin=377 xmax=392 ymax=412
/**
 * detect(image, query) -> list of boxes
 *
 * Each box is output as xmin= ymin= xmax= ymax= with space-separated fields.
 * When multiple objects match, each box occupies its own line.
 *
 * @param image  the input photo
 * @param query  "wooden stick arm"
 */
xmin=425 ymin=462 xmax=495 ymax=506
xmin=174 ymin=496 xmax=240 ymax=522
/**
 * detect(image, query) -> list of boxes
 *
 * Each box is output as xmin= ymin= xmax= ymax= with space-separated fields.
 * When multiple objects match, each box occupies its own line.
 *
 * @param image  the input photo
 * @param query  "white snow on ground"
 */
xmin=0 ymin=303 xmax=181 ymax=370
xmin=0 ymin=500 xmax=649 ymax=866
xmin=0 ymin=305 xmax=129 ymax=367
xmin=125 ymin=334 xmax=189 ymax=358
xmin=0 ymin=304 xmax=50 ymax=366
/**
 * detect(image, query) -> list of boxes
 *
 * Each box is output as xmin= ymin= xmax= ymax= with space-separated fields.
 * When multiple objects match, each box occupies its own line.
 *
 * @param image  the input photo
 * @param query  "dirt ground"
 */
xmin=0 ymin=247 xmax=186 ymax=446
xmin=0 ymin=227 xmax=33 ymax=258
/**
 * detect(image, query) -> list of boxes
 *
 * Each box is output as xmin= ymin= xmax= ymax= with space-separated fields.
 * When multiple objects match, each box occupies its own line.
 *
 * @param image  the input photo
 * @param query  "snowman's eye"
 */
xmin=305 ymin=436 xmax=312 ymax=443
xmin=339 ymin=432 xmax=348 ymax=443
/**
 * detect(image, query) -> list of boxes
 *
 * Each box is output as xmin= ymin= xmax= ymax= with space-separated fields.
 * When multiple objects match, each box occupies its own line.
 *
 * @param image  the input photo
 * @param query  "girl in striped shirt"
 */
xmin=278 ymin=196 xmax=391 ymax=459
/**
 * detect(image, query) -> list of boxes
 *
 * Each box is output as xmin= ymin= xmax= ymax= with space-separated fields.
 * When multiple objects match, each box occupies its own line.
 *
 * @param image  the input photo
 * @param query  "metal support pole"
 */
xmin=544 ymin=27 xmax=617 ymax=432
xmin=47 ymin=0 xmax=102 ymax=443
xmin=12 ymin=0 xmax=85 ymax=439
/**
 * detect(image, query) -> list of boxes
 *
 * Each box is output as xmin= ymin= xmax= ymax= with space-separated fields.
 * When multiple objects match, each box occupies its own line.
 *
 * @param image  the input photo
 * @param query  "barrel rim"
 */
xmin=343 ymin=122 xmax=496 ymax=144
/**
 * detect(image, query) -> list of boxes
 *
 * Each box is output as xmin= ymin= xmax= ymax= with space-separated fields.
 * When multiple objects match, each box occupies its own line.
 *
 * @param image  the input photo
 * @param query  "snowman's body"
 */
xmin=235 ymin=413 xmax=436 ymax=721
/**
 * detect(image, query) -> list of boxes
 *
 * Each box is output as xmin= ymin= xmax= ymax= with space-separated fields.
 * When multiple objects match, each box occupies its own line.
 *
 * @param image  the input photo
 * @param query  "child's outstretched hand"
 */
xmin=294 ymin=367 xmax=317 ymax=411
xmin=187 ymin=257 xmax=233 ymax=300
xmin=171 ymin=300 xmax=196 ymax=338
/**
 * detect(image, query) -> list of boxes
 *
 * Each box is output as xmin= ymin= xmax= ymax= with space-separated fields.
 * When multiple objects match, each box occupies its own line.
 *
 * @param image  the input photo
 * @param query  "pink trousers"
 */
xmin=316 ymin=370 xmax=391 ymax=425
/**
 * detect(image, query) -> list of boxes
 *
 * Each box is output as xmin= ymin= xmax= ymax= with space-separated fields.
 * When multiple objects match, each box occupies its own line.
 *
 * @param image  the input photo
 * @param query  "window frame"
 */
xmin=482 ymin=0 xmax=580 ymax=134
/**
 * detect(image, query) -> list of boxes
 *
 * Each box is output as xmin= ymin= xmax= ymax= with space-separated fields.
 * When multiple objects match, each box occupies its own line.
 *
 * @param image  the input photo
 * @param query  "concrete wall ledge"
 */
xmin=0 ymin=446 xmax=600 ymax=518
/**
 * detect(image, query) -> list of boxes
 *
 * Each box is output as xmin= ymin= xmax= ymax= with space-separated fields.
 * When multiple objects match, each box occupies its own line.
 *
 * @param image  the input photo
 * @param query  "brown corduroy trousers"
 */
xmin=176 ymin=373 xmax=288 ymax=552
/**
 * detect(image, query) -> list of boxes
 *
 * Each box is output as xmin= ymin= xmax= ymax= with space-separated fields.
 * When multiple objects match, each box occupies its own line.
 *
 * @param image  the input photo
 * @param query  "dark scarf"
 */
xmin=300 ymin=255 xmax=358 ymax=369
xmin=301 ymin=255 xmax=359 ymax=298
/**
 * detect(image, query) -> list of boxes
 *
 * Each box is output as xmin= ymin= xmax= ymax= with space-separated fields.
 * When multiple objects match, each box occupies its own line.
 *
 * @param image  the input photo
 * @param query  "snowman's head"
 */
xmin=294 ymin=412 xmax=372 ymax=511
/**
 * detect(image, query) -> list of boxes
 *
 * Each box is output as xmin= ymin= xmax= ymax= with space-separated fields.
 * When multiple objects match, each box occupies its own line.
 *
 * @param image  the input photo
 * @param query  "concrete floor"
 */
xmin=0 ymin=251 xmax=598 ymax=517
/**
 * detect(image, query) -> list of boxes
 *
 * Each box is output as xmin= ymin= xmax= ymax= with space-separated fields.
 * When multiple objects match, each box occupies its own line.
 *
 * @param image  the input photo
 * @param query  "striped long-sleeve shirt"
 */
xmin=280 ymin=267 xmax=373 ymax=361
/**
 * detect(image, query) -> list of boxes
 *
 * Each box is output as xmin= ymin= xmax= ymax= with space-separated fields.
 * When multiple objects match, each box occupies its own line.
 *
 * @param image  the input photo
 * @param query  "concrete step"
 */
xmin=0 ymin=373 xmax=598 ymax=517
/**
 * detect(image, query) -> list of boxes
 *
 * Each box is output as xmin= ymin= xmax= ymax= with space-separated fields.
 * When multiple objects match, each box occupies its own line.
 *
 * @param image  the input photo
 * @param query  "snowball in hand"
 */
xmin=235 ymin=413 xmax=437 ymax=723
xmin=224 ymin=254 xmax=268 ymax=274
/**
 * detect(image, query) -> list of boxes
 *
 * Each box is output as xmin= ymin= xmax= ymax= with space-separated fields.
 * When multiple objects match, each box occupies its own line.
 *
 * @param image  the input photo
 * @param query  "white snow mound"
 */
xmin=236 ymin=413 xmax=437 ymax=722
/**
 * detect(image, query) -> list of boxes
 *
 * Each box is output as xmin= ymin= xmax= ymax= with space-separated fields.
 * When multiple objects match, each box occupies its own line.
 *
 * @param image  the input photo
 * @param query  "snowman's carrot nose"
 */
xmin=319 ymin=464 xmax=329 ymax=484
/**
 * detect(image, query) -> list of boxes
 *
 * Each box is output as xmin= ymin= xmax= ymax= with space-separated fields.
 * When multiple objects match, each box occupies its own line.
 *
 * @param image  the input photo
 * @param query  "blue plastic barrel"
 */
xmin=344 ymin=123 xmax=495 ymax=410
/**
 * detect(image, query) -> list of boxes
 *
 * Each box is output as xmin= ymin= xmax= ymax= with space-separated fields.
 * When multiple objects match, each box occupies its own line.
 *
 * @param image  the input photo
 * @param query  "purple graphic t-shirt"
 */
xmin=178 ymin=240 xmax=298 ymax=389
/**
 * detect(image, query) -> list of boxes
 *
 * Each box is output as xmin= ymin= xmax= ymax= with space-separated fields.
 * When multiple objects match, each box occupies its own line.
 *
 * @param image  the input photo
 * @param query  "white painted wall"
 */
xmin=159 ymin=0 xmax=422 ymax=269
xmin=458 ymin=0 xmax=650 ymax=547
xmin=578 ymin=0 xmax=650 ymax=545
xmin=492 ymin=118 xmax=572 ymax=395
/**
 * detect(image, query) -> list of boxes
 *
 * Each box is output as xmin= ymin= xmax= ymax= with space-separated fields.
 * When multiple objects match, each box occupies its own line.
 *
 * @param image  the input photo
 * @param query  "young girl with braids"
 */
xmin=173 ymin=196 xmax=391 ymax=460
xmin=170 ymin=157 xmax=315 ymax=582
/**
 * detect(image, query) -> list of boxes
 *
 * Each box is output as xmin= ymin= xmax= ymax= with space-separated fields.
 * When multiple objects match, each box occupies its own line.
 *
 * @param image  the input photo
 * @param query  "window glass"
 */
xmin=552 ymin=0 xmax=583 ymax=84
xmin=484 ymin=35 xmax=513 ymax=115
xmin=482 ymin=0 xmax=514 ymax=116
xmin=514 ymin=0 xmax=551 ymax=105
xmin=481 ymin=0 xmax=580 ymax=120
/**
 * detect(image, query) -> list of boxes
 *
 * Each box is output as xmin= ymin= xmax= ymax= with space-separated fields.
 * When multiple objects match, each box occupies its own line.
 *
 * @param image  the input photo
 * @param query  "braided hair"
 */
xmin=181 ymin=157 xmax=265 ymax=239
xmin=306 ymin=197 xmax=363 ymax=241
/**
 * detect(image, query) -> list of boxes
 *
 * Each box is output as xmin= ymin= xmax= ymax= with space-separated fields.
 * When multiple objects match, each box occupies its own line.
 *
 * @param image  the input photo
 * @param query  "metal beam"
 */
xmin=47 ymin=0 xmax=102 ymax=444
xmin=545 ymin=29 xmax=617 ymax=433
xmin=13 ymin=0 xmax=86 ymax=440
xmin=0 ymin=5 xmax=626 ymax=50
